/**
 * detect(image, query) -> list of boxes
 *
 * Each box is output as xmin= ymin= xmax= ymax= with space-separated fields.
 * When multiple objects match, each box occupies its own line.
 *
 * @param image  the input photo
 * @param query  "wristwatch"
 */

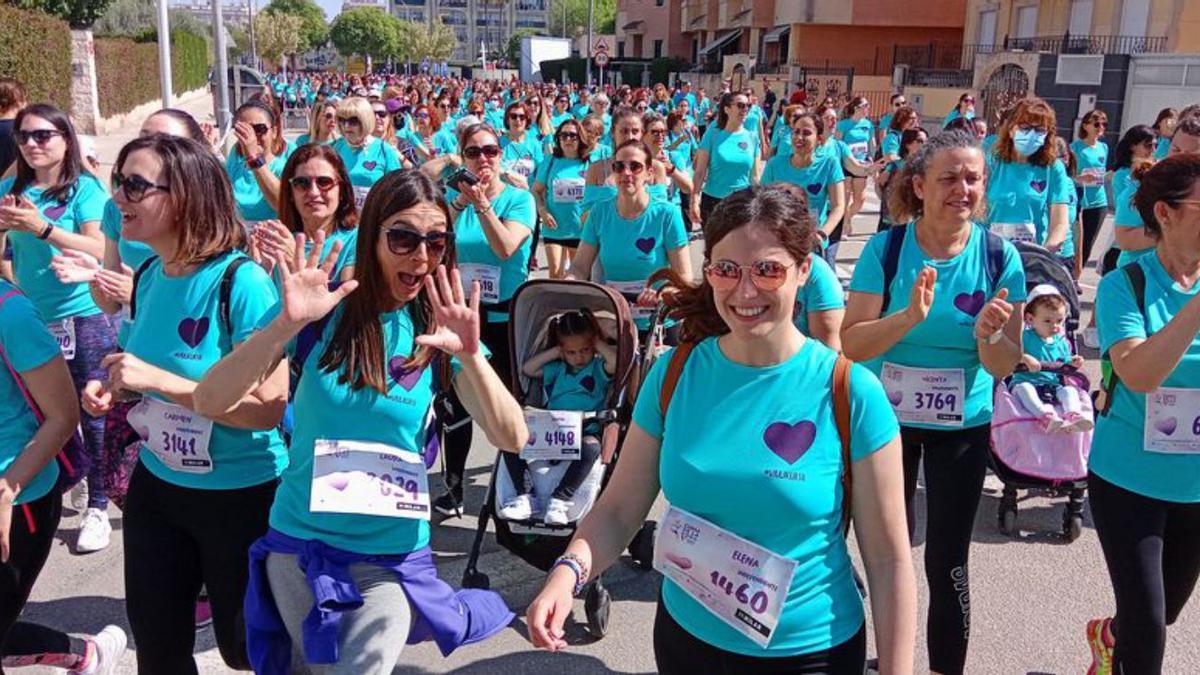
xmin=38 ymin=222 xmax=53 ymax=240
xmin=247 ymin=153 xmax=267 ymax=170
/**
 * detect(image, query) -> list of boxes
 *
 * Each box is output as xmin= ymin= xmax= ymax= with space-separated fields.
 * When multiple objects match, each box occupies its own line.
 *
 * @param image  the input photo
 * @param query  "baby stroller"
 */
xmin=459 ymin=279 xmax=653 ymax=638
xmin=989 ymin=241 xmax=1092 ymax=541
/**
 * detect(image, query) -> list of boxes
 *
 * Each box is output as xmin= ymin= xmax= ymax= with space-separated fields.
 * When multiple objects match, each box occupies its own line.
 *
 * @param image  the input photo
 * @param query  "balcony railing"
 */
xmin=1005 ymin=33 xmax=1167 ymax=56
xmin=903 ymin=68 xmax=974 ymax=88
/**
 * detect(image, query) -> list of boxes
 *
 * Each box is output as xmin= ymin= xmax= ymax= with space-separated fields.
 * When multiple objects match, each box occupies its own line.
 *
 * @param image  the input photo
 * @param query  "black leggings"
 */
xmin=123 ymin=463 xmax=276 ymax=674
xmin=0 ymin=492 xmax=90 ymax=673
xmin=443 ymin=319 xmax=514 ymax=494
xmin=652 ymin=597 xmax=866 ymax=674
xmin=1089 ymin=472 xmax=1200 ymax=675
xmin=901 ymin=423 xmax=990 ymax=675
xmin=501 ymin=433 xmax=601 ymax=501
xmin=1078 ymin=198 xmax=1106 ymax=267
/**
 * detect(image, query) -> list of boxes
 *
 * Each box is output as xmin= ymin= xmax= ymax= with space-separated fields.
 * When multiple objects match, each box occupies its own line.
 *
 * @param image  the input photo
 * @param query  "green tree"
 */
xmin=91 ymin=0 xmax=151 ymax=36
xmin=422 ymin=17 xmax=458 ymax=62
xmin=329 ymin=6 xmax=394 ymax=64
xmin=227 ymin=23 xmax=250 ymax=59
xmin=548 ymin=0 xmax=615 ymax=37
xmin=4 ymin=0 xmax=115 ymax=27
xmin=254 ymin=9 xmax=301 ymax=68
xmin=262 ymin=0 xmax=327 ymax=52
xmin=505 ymin=28 xmax=540 ymax=65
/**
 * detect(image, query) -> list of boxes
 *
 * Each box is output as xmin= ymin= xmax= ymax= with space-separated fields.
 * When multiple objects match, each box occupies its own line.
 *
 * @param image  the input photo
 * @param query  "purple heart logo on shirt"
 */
xmin=887 ymin=390 xmax=903 ymax=406
xmin=579 ymin=375 xmax=595 ymax=392
xmin=43 ymin=203 xmax=67 ymax=221
xmin=763 ymin=420 xmax=817 ymax=465
xmin=388 ymin=356 xmax=423 ymax=391
xmin=737 ymin=141 xmax=748 ymax=150
xmin=325 ymin=473 xmax=351 ymax=491
xmin=635 ymin=237 xmax=656 ymax=254
xmin=953 ymin=290 xmax=986 ymax=317
xmin=177 ymin=317 xmax=210 ymax=348
xmin=1030 ymin=179 xmax=1047 ymax=194
xmin=363 ymin=161 xmax=378 ymax=170
xmin=806 ymin=183 xmax=822 ymax=196
xmin=1154 ymin=416 xmax=1178 ymax=436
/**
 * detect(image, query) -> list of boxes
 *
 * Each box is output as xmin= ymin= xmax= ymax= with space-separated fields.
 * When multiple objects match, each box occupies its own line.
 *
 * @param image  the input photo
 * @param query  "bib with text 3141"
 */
xmin=128 ymin=397 xmax=215 ymax=473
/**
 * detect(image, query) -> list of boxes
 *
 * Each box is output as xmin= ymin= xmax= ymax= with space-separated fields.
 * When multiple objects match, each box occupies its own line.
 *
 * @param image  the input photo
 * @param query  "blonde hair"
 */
xmin=337 ymin=97 xmax=375 ymax=136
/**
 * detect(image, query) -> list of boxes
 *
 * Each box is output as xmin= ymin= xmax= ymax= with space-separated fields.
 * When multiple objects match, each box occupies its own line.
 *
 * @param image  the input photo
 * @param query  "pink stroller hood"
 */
xmin=991 ymin=386 xmax=1092 ymax=482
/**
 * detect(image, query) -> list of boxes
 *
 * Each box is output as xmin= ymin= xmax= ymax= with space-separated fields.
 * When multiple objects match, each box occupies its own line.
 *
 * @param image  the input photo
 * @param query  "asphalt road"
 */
xmin=25 ymin=104 xmax=1199 ymax=674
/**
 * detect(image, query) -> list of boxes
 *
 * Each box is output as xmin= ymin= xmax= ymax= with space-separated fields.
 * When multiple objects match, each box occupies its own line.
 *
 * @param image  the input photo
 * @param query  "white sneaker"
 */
xmin=497 ymin=493 xmax=533 ymax=521
xmin=71 ymin=624 xmax=126 ymax=675
xmin=76 ymin=508 xmax=111 ymax=554
xmin=67 ymin=478 xmax=88 ymax=512
xmin=1082 ymin=326 xmax=1100 ymax=349
xmin=543 ymin=497 xmax=573 ymax=526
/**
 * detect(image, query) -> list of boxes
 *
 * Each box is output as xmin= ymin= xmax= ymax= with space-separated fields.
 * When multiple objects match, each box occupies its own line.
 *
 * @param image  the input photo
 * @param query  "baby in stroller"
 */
xmin=498 ymin=309 xmax=618 ymax=525
xmin=1011 ymin=284 xmax=1093 ymax=433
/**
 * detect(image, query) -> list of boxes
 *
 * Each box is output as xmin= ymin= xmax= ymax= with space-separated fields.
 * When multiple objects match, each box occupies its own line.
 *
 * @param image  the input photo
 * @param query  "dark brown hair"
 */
xmin=114 ymin=134 xmax=245 ymax=265
xmin=996 ymin=98 xmax=1058 ymax=167
xmin=887 ymin=130 xmax=984 ymax=223
xmin=278 ymin=144 xmax=358 ymax=235
xmin=552 ymin=118 xmax=592 ymax=160
xmin=318 ymin=169 xmax=455 ymax=394
xmin=0 ymin=77 xmax=25 ymax=112
xmin=1133 ymin=152 xmax=1200 ymax=240
xmin=1078 ymin=109 xmax=1108 ymax=140
xmin=889 ymin=106 xmax=919 ymax=132
xmin=842 ymin=95 xmax=869 ymax=119
xmin=1153 ymin=107 xmax=1178 ymax=133
xmin=1026 ymin=292 xmax=1067 ymax=317
xmin=649 ymin=185 xmax=814 ymax=342
xmin=8 ymin=104 xmax=85 ymax=205
xmin=548 ymin=308 xmax=600 ymax=346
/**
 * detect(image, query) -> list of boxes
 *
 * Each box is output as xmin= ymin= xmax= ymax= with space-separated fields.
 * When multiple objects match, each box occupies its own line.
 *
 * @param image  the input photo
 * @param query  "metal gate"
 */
xmin=981 ymin=63 xmax=1030 ymax=128
xmin=793 ymin=66 xmax=855 ymax=106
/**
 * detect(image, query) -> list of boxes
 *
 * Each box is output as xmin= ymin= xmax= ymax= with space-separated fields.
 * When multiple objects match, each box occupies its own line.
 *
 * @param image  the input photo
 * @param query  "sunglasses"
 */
xmin=508 ymin=113 xmax=527 ymax=121
xmin=463 ymin=145 xmax=501 ymax=160
xmin=374 ymin=110 xmax=388 ymax=118
xmin=113 ymin=171 xmax=170 ymax=203
xmin=15 ymin=129 xmax=62 ymax=146
xmin=558 ymin=131 xmax=580 ymax=140
xmin=416 ymin=111 xmax=431 ymax=119
xmin=337 ymin=116 xmax=362 ymax=127
xmin=289 ymin=175 xmax=338 ymax=192
xmin=1092 ymin=121 xmax=1107 ymax=127
xmin=704 ymin=259 xmax=793 ymax=292
xmin=612 ymin=160 xmax=645 ymax=174
xmin=894 ymin=100 xmax=907 ymax=107
xmin=636 ymin=104 xmax=648 ymax=111
xmin=963 ymin=98 xmax=975 ymax=104
xmin=323 ymin=112 xmax=335 ymax=121
xmin=438 ymin=103 xmax=452 ymax=109
xmin=731 ymin=102 xmax=749 ymax=110
xmin=384 ymin=228 xmax=454 ymax=257
xmin=250 ymin=123 xmax=270 ymax=136
xmin=648 ymin=128 xmax=667 ymax=136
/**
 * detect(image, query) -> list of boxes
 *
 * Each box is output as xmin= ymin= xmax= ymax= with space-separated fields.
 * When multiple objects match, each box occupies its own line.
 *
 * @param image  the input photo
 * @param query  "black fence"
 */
xmin=1006 ymin=34 xmax=1167 ymax=56
xmin=903 ymin=68 xmax=974 ymax=88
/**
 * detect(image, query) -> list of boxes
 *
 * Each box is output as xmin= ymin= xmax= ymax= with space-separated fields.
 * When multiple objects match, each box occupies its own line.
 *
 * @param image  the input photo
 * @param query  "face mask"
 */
xmin=1012 ymin=128 xmax=1047 ymax=157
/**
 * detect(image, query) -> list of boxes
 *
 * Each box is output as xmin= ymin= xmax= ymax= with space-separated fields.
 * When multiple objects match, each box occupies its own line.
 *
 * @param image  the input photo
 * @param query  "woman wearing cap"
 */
xmin=528 ymin=185 xmax=915 ymax=674
xmin=533 ymin=119 xmax=591 ymax=279
xmin=332 ymin=97 xmax=403 ymax=213
xmin=691 ymin=92 xmax=762 ymax=228
xmin=227 ymin=99 xmax=294 ymax=224
xmin=842 ymin=130 xmax=1026 ymax=675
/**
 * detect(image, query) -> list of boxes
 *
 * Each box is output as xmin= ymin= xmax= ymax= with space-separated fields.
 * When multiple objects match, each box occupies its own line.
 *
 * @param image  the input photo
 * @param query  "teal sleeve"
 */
xmin=698 ymin=125 xmax=715 ymax=154
xmin=848 ymin=232 xmax=886 ymax=295
xmin=1048 ymin=160 xmax=1072 ymax=205
xmin=502 ymin=189 xmax=536 ymax=230
xmin=1114 ymin=183 xmax=1144 ymax=229
xmin=804 ymin=256 xmax=845 ymax=311
xmin=75 ymin=177 xmax=109 ymax=223
xmin=848 ymin=363 xmax=899 ymax=462
xmin=533 ymin=158 xmax=550 ymax=188
xmin=829 ymin=157 xmax=846 ymax=184
xmin=882 ymin=133 xmax=900 ymax=157
xmin=100 ymin=199 xmax=121 ymax=241
xmin=761 ymin=160 xmax=777 ymax=185
xmin=580 ymin=207 xmax=600 ymax=246
xmin=998 ymin=242 xmax=1028 ymax=302
xmin=384 ymin=143 xmax=403 ymax=172
xmin=1096 ymin=265 xmax=1147 ymax=353
xmin=0 ymin=293 xmax=61 ymax=372
xmin=229 ymin=260 xmax=282 ymax=344
xmin=664 ymin=206 xmax=688 ymax=250
xmin=630 ymin=345 xmax=672 ymax=439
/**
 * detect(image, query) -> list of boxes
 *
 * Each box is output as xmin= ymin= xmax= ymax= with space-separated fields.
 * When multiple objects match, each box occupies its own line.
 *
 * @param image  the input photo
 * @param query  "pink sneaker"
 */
xmin=1038 ymin=412 xmax=1064 ymax=433
xmin=1064 ymin=412 xmax=1094 ymax=432
xmin=194 ymin=597 xmax=213 ymax=631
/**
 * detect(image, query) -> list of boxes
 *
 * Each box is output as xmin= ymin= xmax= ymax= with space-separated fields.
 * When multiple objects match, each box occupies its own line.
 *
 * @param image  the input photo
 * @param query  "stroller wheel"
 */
xmin=999 ymin=507 xmax=1018 ymax=536
xmin=629 ymin=520 xmax=657 ymax=570
xmin=1064 ymin=515 xmax=1083 ymax=542
xmin=462 ymin=569 xmax=490 ymax=590
xmin=585 ymin=581 xmax=611 ymax=639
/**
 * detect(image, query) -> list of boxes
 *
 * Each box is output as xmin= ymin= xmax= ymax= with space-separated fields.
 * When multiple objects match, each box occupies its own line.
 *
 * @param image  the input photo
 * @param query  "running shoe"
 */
xmin=195 ymin=596 xmax=213 ymax=630
xmin=1064 ymin=412 xmax=1095 ymax=432
xmin=433 ymin=488 xmax=463 ymax=517
xmin=1082 ymin=326 xmax=1100 ymax=350
xmin=543 ymin=498 xmax=573 ymax=526
xmin=67 ymin=478 xmax=88 ymax=513
xmin=75 ymin=508 xmax=111 ymax=554
xmin=497 ymin=493 xmax=533 ymax=521
xmin=71 ymin=625 xmax=126 ymax=675
xmin=1086 ymin=616 xmax=1114 ymax=675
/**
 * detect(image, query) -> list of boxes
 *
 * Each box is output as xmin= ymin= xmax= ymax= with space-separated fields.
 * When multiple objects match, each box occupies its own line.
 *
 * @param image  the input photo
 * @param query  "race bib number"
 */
xmin=991 ymin=222 xmax=1037 ymax=243
xmin=1144 ymin=388 xmax=1200 ymax=454
xmin=459 ymin=263 xmax=502 ymax=304
xmin=521 ymin=409 xmax=583 ymax=461
xmin=881 ymin=363 xmax=965 ymax=427
xmin=552 ymin=177 xmax=585 ymax=203
xmin=128 ymin=398 xmax=215 ymax=473
xmin=654 ymin=505 xmax=797 ymax=648
xmin=848 ymin=142 xmax=869 ymax=162
xmin=48 ymin=318 xmax=75 ymax=360
xmin=607 ymin=280 xmax=653 ymax=321
xmin=1082 ymin=167 xmax=1105 ymax=185
xmin=353 ymin=185 xmax=371 ymax=211
xmin=511 ymin=159 xmax=535 ymax=179
xmin=310 ymin=439 xmax=431 ymax=520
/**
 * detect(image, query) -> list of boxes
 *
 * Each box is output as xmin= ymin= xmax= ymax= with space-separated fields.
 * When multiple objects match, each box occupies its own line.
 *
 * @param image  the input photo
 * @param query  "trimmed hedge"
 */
xmin=171 ymin=29 xmax=208 ymax=95
xmin=95 ymin=29 xmax=209 ymax=117
xmin=0 ymin=5 xmax=72 ymax=110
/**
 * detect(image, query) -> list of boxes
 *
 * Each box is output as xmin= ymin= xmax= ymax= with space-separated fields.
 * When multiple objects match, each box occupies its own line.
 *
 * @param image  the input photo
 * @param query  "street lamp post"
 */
xmin=214 ymin=0 xmax=231 ymax=130
xmin=586 ymin=0 xmax=593 ymax=86
xmin=156 ymin=0 xmax=173 ymax=107
xmin=248 ymin=0 xmax=258 ymax=69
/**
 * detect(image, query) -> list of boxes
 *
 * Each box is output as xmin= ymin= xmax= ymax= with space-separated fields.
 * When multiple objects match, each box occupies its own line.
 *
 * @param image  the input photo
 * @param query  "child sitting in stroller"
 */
xmin=1012 ymin=284 xmax=1094 ymax=433
xmin=498 ymin=309 xmax=617 ymax=525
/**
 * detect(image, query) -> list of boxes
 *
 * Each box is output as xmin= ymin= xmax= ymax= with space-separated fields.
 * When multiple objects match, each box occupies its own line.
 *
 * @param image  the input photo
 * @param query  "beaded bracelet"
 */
xmin=551 ymin=553 xmax=589 ymax=597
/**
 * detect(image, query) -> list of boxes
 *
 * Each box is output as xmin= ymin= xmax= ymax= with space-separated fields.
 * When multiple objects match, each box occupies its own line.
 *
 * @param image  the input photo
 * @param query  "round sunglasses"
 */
xmin=289 ymin=175 xmax=338 ymax=192
xmin=612 ymin=159 xmax=645 ymax=175
xmin=15 ymin=129 xmax=62 ymax=146
xmin=463 ymin=145 xmax=501 ymax=160
xmin=704 ymin=259 xmax=793 ymax=292
xmin=384 ymin=228 xmax=454 ymax=257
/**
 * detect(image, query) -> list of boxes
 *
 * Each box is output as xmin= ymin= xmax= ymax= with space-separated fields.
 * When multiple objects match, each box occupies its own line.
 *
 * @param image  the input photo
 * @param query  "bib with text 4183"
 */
xmin=881 ymin=362 xmax=965 ymax=427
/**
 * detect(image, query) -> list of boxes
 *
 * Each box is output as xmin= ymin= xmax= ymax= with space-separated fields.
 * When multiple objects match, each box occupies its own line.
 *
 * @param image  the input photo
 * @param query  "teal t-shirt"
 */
xmin=1012 ymin=327 xmax=1072 ymax=387
xmin=271 ymin=304 xmax=455 ymax=554
xmin=226 ymin=143 xmax=294 ymax=222
xmin=795 ymin=253 xmax=844 ymax=338
xmin=1112 ymin=167 xmax=1135 ymax=209
xmin=1154 ymin=135 xmax=1171 ymax=161
xmin=100 ymin=200 xmax=156 ymax=348
xmin=542 ymin=357 xmax=608 ymax=412
xmin=581 ymin=199 xmax=688 ymax=330
xmin=333 ymin=137 xmax=402 ymax=192
xmin=698 ymin=126 xmax=759 ymax=199
xmin=453 ymin=184 xmax=536 ymax=321
xmin=632 ymin=337 xmax=898 ymax=657
xmin=834 ymin=118 xmax=874 ymax=162
xmin=126 ymin=252 xmax=287 ymax=489
xmin=881 ymin=129 xmax=901 ymax=158
xmin=1093 ymin=251 xmax=1200 ymax=502
xmin=272 ymin=227 xmax=357 ymax=289
xmin=742 ymin=105 xmax=763 ymax=133
xmin=848 ymin=223 xmax=1028 ymax=429
xmin=430 ymin=128 xmax=458 ymax=158
xmin=816 ymin=138 xmax=851 ymax=165
xmin=1 ymin=175 xmax=107 ymax=321
xmin=984 ymin=158 xmax=1074 ymax=255
xmin=1113 ymin=179 xmax=1155 ymax=267
xmin=500 ymin=132 xmax=544 ymax=181
xmin=534 ymin=155 xmax=588 ymax=241
xmin=760 ymin=154 xmax=846 ymax=225
xmin=0 ymin=283 xmax=61 ymax=504
xmin=942 ymin=108 xmax=974 ymax=129
xmin=769 ymin=125 xmax=793 ymax=160
xmin=1070 ymin=139 xmax=1109 ymax=209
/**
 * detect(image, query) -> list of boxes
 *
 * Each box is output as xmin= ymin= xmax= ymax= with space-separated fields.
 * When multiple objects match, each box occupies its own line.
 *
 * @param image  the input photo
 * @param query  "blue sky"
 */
xmin=314 ymin=0 xmax=340 ymax=20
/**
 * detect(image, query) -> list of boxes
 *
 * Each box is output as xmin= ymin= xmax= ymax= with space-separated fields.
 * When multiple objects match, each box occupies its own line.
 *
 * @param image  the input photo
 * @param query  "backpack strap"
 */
xmin=879 ymin=223 xmax=907 ymax=313
xmin=128 ymin=256 xmax=159 ymax=323
xmin=981 ymin=229 xmax=1006 ymax=296
xmin=1099 ymin=262 xmax=1147 ymax=417
xmin=658 ymin=341 xmax=698 ymax=419
xmin=831 ymin=355 xmax=853 ymax=537
xmin=218 ymin=257 xmax=251 ymax=342
xmin=0 ymin=290 xmax=42 ymax=422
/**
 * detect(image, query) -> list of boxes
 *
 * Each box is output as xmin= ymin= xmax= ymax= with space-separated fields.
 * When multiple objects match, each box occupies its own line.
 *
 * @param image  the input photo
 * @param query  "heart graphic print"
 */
xmin=806 ymin=183 xmax=822 ymax=196
xmin=1030 ymin=179 xmax=1047 ymax=194
xmin=363 ymin=161 xmax=378 ymax=170
xmin=178 ymin=317 xmax=210 ymax=349
xmin=388 ymin=356 xmax=423 ymax=391
xmin=763 ymin=421 xmax=817 ymax=464
xmin=1154 ymin=416 xmax=1178 ymax=436
xmin=43 ymin=203 xmax=67 ymax=221
xmin=953 ymin=291 xmax=986 ymax=317
xmin=579 ymin=375 xmax=595 ymax=392
xmin=635 ymin=237 xmax=656 ymax=254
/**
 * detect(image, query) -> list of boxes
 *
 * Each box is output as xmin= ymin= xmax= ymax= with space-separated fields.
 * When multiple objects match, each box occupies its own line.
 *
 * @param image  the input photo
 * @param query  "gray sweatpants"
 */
xmin=265 ymin=552 xmax=413 ymax=675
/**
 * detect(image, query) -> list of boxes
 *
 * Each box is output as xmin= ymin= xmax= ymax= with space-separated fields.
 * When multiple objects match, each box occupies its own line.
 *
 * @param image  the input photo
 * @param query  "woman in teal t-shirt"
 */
xmin=1106 ymin=125 xmax=1159 ymax=273
xmin=0 ymin=103 xmax=117 ymax=541
xmin=691 ymin=91 xmax=761 ymax=227
xmin=332 ymin=97 xmax=403 ymax=213
xmin=1070 ymin=109 xmax=1110 ymax=271
xmin=296 ymin=100 xmax=339 ymax=146
xmin=582 ymin=108 xmax=646 ymax=215
xmin=761 ymin=112 xmax=847 ymax=246
xmin=1087 ymin=155 xmax=1200 ymax=674
xmin=533 ymin=119 xmax=590 ymax=279
xmin=82 ymin=134 xmax=287 ymax=673
xmin=834 ymin=96 xmax=876 ymax=234
xmin=225 ymin=99 xmax=294 ymax=224
xmin=1151 ymin=107 xmax=1177 ymax=160
xmin=195 ymin=170 xmax=525 ymax=672
xmin=528 ymin=185 xmax=914 ymax=672
xmin=843 ymin=131 xmax=1026 ymax=675
xmin=942 ymin=92 xmax=976 ymax=130
xmin=499 ymin=101 xmax=544 ymax=188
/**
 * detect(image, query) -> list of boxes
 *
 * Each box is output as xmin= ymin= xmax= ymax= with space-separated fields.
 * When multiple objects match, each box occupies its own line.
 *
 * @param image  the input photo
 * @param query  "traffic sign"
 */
xmin=594 ymin=51 xmax=610 ymax=67
xmin=593 ymin=38 xmax=609 ymax=55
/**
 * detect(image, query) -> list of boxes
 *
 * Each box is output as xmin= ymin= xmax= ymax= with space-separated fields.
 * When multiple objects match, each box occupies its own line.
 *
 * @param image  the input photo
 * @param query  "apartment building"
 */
xmin=388 ymin=0 xmax=552 ymax=66
xmin=615 ymin=0 xmax=690 ymax=61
